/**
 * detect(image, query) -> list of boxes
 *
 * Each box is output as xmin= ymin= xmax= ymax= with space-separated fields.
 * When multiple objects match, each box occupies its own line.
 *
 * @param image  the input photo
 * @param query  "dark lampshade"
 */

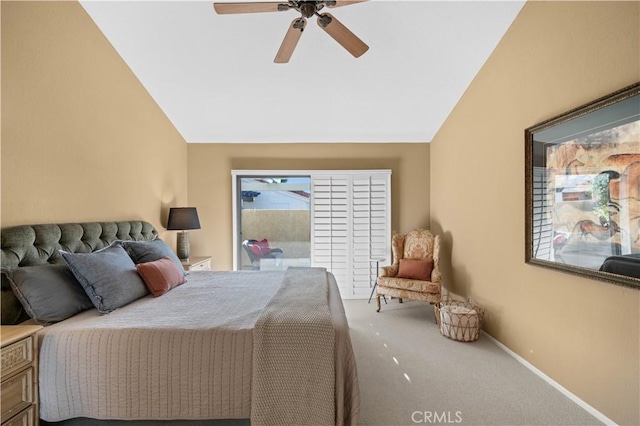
xmin=167 ymin=207 xmax=201 ymax=260
xmin=167 ymin=207 xmax=201 ymax=231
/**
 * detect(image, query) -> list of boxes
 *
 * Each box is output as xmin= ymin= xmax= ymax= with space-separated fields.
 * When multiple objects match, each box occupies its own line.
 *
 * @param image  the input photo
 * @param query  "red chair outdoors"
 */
xmin=242 ymin=239 xmax=283 ymax=268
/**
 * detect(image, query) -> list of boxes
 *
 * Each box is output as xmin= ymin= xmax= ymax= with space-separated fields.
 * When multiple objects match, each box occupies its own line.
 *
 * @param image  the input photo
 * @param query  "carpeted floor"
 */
xmin=343 ymin=298 xmax=603 ymax=426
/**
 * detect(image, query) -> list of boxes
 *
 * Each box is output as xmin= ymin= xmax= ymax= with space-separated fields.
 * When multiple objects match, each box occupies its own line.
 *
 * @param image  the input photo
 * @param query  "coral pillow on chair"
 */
xmin=248 ymin=239 xmax=271 ymax=256
xmin=255 ymin=239 xmax=272 ymax=255
xmin=136 ymin=256 xmax=187 ymax=297
xmin=396 ymin=259 xmax=433 ymax=281
xmin=248 ymin=244 xmax=263 ymax=256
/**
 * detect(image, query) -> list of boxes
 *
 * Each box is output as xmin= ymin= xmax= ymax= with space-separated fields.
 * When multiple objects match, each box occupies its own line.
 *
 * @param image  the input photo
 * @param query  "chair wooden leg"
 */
xmin=399 ymin=298 xmax=403 ymax=304
xmin=376 ymin=295 xmax=381 ymax=312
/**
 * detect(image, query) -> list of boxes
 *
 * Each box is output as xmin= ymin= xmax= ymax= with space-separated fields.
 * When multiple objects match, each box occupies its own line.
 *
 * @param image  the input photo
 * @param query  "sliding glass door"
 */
xmin=232 ymin=170 xmax=391 ymax=299
xmin=235 ymin=175 xmax=311 ymax=271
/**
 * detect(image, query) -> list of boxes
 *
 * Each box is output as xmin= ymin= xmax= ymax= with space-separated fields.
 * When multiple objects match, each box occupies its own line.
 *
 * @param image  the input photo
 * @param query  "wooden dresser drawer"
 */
xmin=0 ymin=338 xmax=33 ymax=381
xmin=0 ymin=368 xmax=33 ymax=424
xmin=2 ymin=405 xmax=35 ymax=426
xmin=1 ymin=325 xmax=41 ymax=426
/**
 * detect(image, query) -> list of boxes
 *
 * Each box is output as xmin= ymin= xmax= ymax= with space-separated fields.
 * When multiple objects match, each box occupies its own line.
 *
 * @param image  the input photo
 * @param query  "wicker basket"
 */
xmin=435 ymin=300 xmax=484 ymax=342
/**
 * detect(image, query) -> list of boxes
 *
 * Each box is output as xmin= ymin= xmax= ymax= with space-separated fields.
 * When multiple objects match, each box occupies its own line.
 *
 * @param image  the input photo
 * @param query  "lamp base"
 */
xmin=176 ymin=231 xmax=190 ymax=260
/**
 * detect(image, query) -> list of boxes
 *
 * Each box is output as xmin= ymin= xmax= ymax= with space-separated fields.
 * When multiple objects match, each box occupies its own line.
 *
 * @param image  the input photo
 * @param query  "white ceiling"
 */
xmin=80 ymin=0 xmax=525 ymax=143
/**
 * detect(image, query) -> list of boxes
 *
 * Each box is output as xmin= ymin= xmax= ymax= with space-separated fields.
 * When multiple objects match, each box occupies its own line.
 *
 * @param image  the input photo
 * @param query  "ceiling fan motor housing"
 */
xmin=299 ymin=2 xmax=317 ymax=18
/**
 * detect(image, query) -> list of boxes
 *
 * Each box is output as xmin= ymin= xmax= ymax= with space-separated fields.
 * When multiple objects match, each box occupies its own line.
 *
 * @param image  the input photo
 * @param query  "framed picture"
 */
xmin=525 ymin=82 xmax=640 ymax=289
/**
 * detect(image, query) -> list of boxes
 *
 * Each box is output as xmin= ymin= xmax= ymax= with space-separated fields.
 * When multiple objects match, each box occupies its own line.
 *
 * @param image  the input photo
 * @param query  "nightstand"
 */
xmin=181 ymin=256 xmax=212 ymax=272
xmin=1 ymin=325 xmax=42 ymax=426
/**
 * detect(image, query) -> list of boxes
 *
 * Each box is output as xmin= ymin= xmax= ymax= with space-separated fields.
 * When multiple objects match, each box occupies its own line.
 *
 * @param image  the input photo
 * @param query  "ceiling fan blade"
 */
xmin=317 ymin=13 xmax=368 ymax=58
xmin=274 ymin=18 xmax=306 ymax=63
xmin=213 ymin=2 xmax=288 ymax=14
xmin=327 ymin=1 xmax=369 ymax=8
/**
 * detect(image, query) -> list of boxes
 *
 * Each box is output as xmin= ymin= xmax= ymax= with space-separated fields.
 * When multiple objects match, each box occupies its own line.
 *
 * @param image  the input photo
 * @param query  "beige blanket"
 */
xmin=37 ymin=269 xmax=359 ymax=424
xmin=252 ymin=267 xmax=335 ymax=425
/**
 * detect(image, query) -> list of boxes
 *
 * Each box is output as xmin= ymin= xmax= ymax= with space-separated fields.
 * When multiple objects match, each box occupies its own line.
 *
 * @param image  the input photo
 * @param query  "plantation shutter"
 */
xmin=311 ymin=171 xmax=391 ymax=299
xmin=311 ymin=175 xmax=350 ymax=292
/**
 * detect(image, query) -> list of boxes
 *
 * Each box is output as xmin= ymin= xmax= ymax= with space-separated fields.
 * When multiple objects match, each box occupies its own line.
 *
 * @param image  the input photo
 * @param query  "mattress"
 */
xmin=37 ymin=269 xmax=359 ymax=425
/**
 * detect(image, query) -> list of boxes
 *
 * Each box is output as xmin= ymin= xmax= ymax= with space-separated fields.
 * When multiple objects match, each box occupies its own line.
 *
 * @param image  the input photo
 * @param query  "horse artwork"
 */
xmin=550 ymin=157 xmax=637 ymax=269
xmin=573 ymin=219 xmax=621 ymax=241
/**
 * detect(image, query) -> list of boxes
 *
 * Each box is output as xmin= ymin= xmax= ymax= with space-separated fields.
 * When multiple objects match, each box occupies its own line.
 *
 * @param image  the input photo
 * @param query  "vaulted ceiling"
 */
xmin=80 ymin=0 xmax=525 ymax=143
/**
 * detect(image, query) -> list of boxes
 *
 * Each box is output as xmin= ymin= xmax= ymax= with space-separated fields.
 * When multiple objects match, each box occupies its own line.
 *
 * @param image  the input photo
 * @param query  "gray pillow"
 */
xmin=60 ymin=242 xmax=149 ymax=314
xmin=3 ymin=265 xmax=94 ymax=325
xmin=122 ymin=238 xmax=186 ymax=275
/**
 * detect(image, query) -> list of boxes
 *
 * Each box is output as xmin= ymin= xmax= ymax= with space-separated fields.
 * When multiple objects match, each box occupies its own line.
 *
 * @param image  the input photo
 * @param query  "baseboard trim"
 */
xmin=481 ymin=331 xmax=616 ymax=426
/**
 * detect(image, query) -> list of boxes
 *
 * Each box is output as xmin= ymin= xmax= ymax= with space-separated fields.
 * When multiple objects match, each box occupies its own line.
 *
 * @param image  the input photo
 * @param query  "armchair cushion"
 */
xmin=377 ymin=277 xmax=441 ymax=294
xmin=396 ymin=259 xmax=433 ymax=281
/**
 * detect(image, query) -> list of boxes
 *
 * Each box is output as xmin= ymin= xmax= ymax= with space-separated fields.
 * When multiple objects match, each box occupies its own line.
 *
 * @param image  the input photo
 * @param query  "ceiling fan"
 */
xmin=213 ymin=1 xmax=369 ymax=63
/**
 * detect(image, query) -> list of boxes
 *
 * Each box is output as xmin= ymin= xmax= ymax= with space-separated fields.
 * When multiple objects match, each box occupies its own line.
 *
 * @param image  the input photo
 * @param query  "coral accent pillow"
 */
xmin=249 ymin=239 xmax=272 ymax=256
xmin=136 ymin=256 xmax=187 ymax=297
xmin=396 ymin=259 xmax=433 ymax=281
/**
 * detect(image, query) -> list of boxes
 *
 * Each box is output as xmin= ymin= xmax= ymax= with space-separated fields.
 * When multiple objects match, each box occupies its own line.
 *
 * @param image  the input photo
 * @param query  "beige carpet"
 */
xmin=344 ymin=298 xmax=602 ymax=426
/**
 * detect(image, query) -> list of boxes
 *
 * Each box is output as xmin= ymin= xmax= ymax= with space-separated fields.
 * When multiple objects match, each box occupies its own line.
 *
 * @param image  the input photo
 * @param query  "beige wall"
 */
xmin=4 ymin=0 xmax=636 ymax=422
xmin=430 ymin=2 xmax=639 ymax=424
xmin=1 ymin=1 xmax=188 ymax=240
xmin=187 ymin=143 xmax=430 ymax=270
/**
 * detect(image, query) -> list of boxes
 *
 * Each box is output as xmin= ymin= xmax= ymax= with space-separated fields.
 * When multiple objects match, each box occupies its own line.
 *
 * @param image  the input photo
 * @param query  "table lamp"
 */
xmin=167 ymin=207 xmax=201 ymax=260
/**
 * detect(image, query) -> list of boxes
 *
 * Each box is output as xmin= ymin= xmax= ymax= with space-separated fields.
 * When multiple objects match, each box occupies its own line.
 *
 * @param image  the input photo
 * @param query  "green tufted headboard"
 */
xmin=1 ymin=221 xmax=158 ymax=324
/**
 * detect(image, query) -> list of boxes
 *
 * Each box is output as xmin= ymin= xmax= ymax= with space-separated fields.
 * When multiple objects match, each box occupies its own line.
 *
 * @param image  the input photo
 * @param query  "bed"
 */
xmin=1 ymin=221 xmax=359 ymax=425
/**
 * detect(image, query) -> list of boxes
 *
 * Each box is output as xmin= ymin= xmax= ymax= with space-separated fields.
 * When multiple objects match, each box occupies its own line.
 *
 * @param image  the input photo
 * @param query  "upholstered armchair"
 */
xmin=376 ymin=229 xmax=442 ymax=312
